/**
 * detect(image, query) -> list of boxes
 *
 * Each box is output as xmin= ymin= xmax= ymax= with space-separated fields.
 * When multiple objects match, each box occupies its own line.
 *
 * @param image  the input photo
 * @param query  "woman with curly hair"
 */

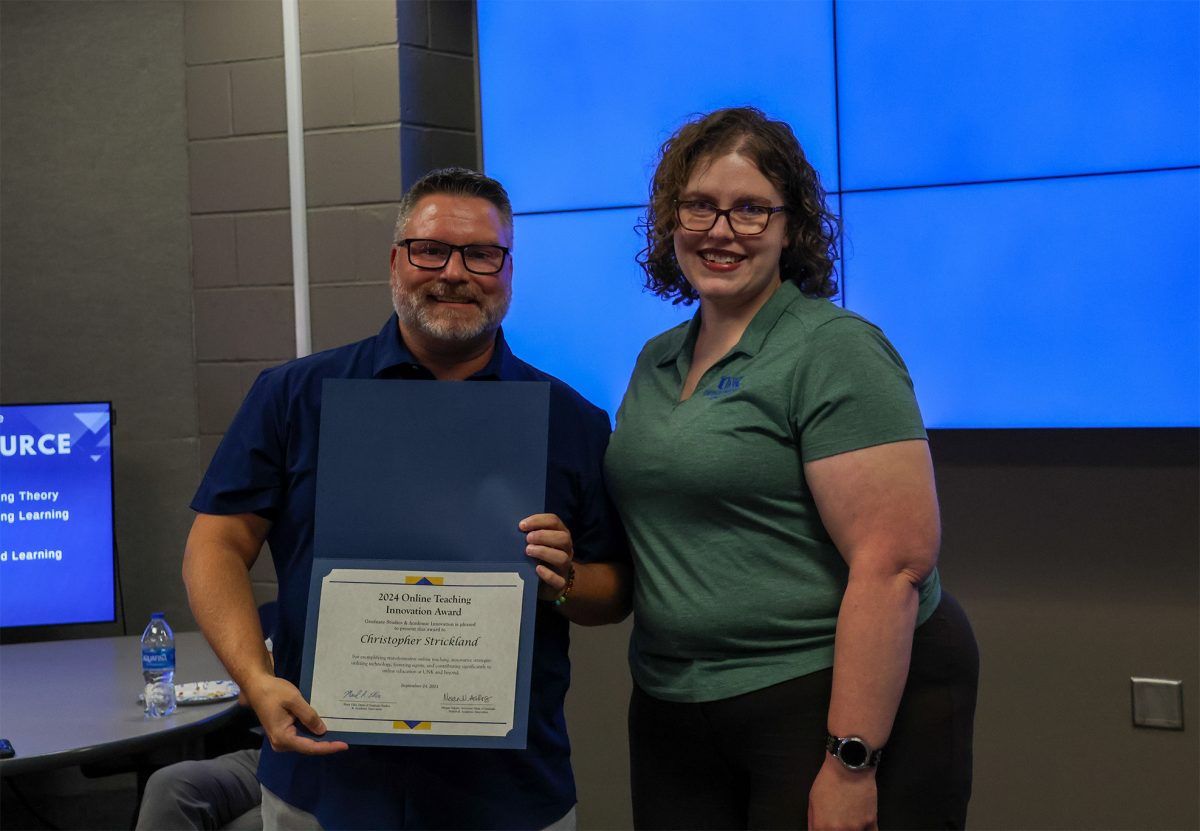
xmin=604 ymin=107 xmax=979 ymax=830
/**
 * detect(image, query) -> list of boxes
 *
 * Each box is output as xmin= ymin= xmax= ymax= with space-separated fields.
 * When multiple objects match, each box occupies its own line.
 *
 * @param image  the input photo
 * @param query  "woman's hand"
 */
xmin=807 ymin=755 xmax=878 ymax=831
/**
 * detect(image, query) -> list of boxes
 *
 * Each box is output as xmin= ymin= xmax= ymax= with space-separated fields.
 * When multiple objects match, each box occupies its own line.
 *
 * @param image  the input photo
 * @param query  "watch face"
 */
xmin=839 ymin=738 xmax=870 ymax=768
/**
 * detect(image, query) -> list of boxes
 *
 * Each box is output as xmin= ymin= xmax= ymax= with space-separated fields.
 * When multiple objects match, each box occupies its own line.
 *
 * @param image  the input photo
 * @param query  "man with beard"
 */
xmin=183 ymin=168 xmax=631 ymax=830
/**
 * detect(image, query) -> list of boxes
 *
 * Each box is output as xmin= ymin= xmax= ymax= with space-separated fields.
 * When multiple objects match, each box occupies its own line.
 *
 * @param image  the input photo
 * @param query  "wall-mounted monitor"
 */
xmin=0 ymin=402 xmax=117 ymax=629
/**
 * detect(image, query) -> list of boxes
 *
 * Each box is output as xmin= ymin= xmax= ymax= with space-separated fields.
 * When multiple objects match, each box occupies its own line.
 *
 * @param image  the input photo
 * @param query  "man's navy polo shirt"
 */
xmin=192 ymin=314 xmax=627 ymax=830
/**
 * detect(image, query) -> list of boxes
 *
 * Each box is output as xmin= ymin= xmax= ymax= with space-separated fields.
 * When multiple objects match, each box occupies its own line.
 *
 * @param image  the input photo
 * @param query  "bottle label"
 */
xmin=142 ymin=647 xmax=175 ymax=671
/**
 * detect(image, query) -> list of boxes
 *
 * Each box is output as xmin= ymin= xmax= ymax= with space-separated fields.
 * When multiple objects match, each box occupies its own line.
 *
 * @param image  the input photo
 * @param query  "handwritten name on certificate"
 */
xmin=309 ymin=567 xmax=524 ymax=738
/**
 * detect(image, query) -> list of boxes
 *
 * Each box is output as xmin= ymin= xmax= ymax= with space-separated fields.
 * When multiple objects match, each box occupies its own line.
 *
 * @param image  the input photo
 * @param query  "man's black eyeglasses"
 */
xmin=675 ymin=200 xmax=788 ymax=235
xmin=396 ymin=239 xmax=510 ymax=275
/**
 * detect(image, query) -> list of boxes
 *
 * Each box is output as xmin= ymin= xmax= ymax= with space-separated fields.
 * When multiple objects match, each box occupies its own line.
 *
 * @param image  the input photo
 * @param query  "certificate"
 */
xmin=302 ymin=380 xmax=550 ymax=749
xmin=301 ymin=562 xmax=534 ymax=747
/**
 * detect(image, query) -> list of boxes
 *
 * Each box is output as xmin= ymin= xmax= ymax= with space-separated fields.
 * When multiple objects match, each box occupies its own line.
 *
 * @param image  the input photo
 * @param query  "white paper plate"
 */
xmin=176 ymin=680 xmax=240 ymax=705
xmin=139 ymin=680 xmax=240 ymax=706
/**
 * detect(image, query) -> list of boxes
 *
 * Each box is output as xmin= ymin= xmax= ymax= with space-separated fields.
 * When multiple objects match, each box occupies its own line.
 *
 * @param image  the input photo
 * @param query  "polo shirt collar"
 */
xmin=654 ymin=278 xmax=803 ymax=369
xmin=733 ymin=278 xmax=802 ymax=358
xmin=371 ymin=312 xmax=514 ymax=380
xmin=657 ymin=312 xmax=701 ymax=370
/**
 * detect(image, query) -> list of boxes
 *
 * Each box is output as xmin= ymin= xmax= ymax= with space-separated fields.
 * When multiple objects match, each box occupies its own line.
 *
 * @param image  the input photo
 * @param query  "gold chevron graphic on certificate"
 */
xmin=404 ymin=576 xmax=445 ymax=585
xmin=394 ymin=720 xmax=432 ymax=730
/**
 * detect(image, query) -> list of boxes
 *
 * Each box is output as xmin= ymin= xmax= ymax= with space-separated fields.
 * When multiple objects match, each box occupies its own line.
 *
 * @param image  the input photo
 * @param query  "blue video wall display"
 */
xmin=836 ymin=0 xmax=1200 ymax=190
xmin=503 ymin=209 xmax=692 ymax=414
xmin=478 ymin=0 xmax=1200 ymax=427
xmin=478 ymin=0 xmax=838 ymax=212
xmin=842 ymin=169 xmax=1200 ymax=427
xmin=0 ymin=402 xmax=117 ymax=628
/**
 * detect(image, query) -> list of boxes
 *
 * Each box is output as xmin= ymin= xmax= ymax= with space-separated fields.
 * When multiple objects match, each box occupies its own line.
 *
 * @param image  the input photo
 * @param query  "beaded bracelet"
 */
xmin=553 ymin=564 xmax=577 ymax=606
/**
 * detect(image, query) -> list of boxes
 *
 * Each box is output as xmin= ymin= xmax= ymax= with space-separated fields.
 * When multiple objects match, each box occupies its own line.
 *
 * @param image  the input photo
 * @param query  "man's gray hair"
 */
xmin=392 ymin=167 xmax=514 ymax=243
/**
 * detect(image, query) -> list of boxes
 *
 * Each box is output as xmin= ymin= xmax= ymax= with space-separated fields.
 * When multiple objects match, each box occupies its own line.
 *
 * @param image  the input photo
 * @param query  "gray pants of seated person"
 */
xmin=136 ymin=748 xmax=262 ymax=831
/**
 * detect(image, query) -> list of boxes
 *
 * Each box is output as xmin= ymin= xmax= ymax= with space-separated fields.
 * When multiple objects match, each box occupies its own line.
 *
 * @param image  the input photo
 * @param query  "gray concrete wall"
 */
xmin=0 ymin=0 xmax=196 ymax=639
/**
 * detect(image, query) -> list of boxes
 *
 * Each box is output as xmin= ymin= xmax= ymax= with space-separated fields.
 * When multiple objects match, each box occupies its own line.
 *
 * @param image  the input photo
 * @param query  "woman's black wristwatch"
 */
xmin=826 ymin=733 xmax=883 ymax=771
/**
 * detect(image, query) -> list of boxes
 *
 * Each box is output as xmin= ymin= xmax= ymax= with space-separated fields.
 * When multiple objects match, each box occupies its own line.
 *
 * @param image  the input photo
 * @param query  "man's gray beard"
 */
xmin=392 ymin=281 xmax=511 ymax=343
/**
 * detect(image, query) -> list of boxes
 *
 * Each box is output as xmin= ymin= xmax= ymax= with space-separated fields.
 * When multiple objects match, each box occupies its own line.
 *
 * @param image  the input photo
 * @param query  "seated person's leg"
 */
xmin=136 ymin=748 xmax=261 ymax=831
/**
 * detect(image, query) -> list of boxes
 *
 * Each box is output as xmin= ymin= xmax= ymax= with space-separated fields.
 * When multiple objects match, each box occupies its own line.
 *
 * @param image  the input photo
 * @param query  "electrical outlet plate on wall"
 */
xmin=1130 ymin=677 xmax=1184 ymax=730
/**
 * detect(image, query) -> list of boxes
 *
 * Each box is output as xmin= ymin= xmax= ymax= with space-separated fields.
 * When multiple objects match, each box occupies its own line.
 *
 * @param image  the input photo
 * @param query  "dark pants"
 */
xmin=628 ymin=592 xmax=979 ymax=830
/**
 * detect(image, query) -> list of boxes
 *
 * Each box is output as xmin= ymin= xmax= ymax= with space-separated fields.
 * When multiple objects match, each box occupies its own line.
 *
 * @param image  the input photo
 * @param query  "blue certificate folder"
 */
xmin=299 ymin=379 xmax=550 ymax=749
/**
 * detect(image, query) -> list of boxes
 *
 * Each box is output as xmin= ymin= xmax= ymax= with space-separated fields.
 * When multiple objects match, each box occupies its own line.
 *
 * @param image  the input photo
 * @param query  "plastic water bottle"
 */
xmin=141 ymin=612 xmax=177 ymax=717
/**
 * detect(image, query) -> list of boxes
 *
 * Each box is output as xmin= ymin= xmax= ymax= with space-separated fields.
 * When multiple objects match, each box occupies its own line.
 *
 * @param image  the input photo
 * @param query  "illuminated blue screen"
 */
xmin=836 ymin=0 xmax=1200 ymax=189
xmin=478 ymin=0 xmax=837 ymax=212
xmin=843 ymin=170 xmax=1200 ymax=427
xmin=0 ymin=402 xmax=117 ymax=628
xmin=504 ymin=209 xmax=691 ymax=413
xmin=479 ymin=0 xmax=1200 ymax=427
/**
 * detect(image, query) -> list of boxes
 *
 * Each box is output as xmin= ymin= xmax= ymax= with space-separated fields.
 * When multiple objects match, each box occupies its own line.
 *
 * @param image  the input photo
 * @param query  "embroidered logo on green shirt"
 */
xmin=704 ymin=375 xmax=743 ymax=400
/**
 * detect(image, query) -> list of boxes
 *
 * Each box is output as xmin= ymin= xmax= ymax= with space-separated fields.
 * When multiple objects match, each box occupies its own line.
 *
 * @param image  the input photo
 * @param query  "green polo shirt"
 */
xmin=604 ymin=280 xmax=941 ymax=703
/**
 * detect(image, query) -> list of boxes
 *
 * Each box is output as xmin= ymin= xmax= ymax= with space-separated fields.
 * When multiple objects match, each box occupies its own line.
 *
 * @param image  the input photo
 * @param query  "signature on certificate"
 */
xmin=342 ymin=689 xmax=383 ymax=700
xmin=443 ymin=692 xmax=493 ymax=703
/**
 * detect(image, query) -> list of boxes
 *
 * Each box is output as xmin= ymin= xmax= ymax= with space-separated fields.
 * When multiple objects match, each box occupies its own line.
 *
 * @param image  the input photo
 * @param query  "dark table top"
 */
xmin=0 ymin=630 xmax=242 ymax=776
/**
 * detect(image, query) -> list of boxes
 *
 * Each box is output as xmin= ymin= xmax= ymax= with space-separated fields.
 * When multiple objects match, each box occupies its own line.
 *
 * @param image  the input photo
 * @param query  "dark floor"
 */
xmin=2 ymin=769 xmax=138 ymax=831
